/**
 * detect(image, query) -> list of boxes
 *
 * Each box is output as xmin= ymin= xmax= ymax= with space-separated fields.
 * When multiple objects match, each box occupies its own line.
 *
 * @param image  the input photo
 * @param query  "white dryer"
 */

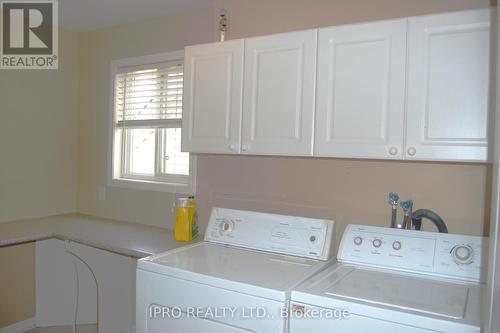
xmin=289 ymin=224 xmax=486 ymax=333
xmin=136 ymin=208 xmax=336 ymax=333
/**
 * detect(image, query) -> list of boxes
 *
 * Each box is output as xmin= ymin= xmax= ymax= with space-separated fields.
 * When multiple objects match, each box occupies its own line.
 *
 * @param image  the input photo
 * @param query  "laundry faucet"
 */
xmin=388 ymin=192 xmax=399 ymax=228
xmin=387 ymin=192 xmax=448 ymax=233
xmin=400 ymin=200 xmax=413 ymax=229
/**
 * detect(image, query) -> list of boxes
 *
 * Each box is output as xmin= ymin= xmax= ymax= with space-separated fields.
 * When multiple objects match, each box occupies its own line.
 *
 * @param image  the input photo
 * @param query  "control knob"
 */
xmin=451 ymin=245 xmax=474 ymax=265
xmin=220 ymin=219 xmax=235 ymax=235
xmin=353 ymin=236 xmax=363 ymax=246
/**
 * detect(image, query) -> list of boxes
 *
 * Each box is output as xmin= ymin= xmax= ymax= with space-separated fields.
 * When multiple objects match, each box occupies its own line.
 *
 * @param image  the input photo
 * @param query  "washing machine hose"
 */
xmin=412 ymin=209 xmax=448 ymax=233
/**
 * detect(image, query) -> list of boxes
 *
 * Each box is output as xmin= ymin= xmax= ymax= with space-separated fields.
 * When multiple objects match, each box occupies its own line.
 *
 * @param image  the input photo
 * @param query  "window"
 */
xmin=109 ymin=51 xmax=195 ymax=194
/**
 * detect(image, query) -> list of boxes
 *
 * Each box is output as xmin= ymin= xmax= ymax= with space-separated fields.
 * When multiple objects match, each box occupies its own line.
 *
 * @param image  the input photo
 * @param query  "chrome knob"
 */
xmin=407 ymin=147 xmax=417 ymax=156
xmin=353 ymin=236 xmax=363 ymax=246
xmin=372 ymin=239 xmax=382 ymax=248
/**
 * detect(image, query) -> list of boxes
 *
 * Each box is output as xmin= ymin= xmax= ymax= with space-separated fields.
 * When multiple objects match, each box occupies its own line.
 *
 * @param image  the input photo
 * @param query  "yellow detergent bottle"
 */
xmin=174 ymin=197 xmax=199 ymax=241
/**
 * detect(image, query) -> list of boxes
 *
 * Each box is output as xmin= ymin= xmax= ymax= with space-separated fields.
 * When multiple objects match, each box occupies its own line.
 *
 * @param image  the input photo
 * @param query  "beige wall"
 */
xmin=0 ymin=29 xmax=79 ymax=327
xmin=212 ymin=0 xmax=494 ymax=40
xmin=0 ymin=29 xmax=79 ymax=223
xmin=197 ymin=156 xmax=490 ymax=245
xmin=77 ymin=5 xmax=214 ymax=226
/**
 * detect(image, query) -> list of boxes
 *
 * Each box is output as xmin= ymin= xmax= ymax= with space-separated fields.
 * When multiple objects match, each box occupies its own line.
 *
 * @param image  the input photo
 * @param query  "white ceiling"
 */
xmin=59 ymin=0 xmax=213 ymax=32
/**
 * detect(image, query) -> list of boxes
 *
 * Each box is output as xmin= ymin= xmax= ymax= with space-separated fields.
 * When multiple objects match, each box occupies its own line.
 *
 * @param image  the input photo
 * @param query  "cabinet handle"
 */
xmin=241 ymin=144 xmax=248 ymax=152
xmin=389 ymin=147 xmax=398 ymax=156
xmin=407 ymin=147 xmax=417 ymax=156
xmin=228 ymin=144 xmax=235 ymax=151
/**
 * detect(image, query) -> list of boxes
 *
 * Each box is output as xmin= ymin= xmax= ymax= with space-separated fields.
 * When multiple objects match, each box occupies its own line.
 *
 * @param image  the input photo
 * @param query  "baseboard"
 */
xmin=0 ymin=318 xmax=35 ymax=333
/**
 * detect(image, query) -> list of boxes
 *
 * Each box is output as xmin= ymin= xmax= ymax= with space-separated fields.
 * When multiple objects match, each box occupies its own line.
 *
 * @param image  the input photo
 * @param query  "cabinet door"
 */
xmin=406 ymin=9 xmax=490 ymax=162
xmin=182 ymin=40 xmax=244 ymax=154
xmin=69 ymin=242 xmax=136 ymax=333
xmin=36 ymin=239 xmax=79 ymax=327
xmin=314 ymin=19 xmax=407 ymax=159
xmin=241 ymin=30 xmax=317 ymax=156
xmin=36 ymin=239 xmax=97 ymax=327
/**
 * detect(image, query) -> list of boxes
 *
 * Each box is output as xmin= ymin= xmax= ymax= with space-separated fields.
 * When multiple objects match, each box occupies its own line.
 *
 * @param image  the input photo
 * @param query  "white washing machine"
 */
xmin=289 ymin=224 xmax=486 ymax=333
xmin=136 ymin=207 xmax=336 ymax=333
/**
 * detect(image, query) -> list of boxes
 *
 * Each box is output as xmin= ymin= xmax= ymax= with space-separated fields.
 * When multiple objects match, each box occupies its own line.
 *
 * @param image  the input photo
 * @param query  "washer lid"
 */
xmin=138 ymin=242 xmax=329 ymax=301
xmin=324 ymin=268 xmax=469 ymax=319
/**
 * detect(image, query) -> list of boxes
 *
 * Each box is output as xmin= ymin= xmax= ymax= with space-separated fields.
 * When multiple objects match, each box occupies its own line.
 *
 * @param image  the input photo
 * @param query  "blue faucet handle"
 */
xmin=400 ymin=200 xmax=413 ymax=212
xmin=388 ymin=192 xmax=399 ymax=205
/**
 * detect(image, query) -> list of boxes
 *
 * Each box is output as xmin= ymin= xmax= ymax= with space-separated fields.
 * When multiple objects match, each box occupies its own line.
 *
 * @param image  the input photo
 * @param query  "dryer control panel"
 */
xmin=338 ymin=224 xmax=487 ymax=282
xmin=205 ymin=208 xmax=336 ymax=261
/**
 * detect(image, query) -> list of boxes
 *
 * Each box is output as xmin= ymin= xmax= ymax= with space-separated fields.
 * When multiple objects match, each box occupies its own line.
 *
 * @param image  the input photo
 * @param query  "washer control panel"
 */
xmin=338 ymin=224 xmax=487 ymax=282
xmin=205 ymin=208 xmax=336 ymax=261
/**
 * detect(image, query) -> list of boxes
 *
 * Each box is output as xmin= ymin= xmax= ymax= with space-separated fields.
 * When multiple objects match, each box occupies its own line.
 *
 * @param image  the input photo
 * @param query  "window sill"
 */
xmin=109 ymin=177 xmax=195 ymax=195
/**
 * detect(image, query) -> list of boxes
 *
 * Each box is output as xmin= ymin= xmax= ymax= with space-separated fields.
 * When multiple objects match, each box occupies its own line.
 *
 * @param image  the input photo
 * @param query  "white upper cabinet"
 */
xmin=182 ymin=40 xmax=244 ymax=154
xmin=406 ymin=9 xmax=491 ymax=162
xmin=181 ymin=9 xmax=491 ymax=162
xmin=241 ymin=30 xmax=317 ymax=156
xmin=314 ymin=19 xmax=407 ymax=159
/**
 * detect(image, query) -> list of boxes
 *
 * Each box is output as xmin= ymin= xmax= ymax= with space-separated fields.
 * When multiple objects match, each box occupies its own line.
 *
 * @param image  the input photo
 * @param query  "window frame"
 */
xmin=108 ymin=51 xmax=196 ymax=195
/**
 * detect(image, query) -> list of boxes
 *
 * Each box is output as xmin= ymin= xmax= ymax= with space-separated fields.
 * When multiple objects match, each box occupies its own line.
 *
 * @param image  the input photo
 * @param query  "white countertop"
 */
xmin=0 ymin=213 xmax=197 ymax=258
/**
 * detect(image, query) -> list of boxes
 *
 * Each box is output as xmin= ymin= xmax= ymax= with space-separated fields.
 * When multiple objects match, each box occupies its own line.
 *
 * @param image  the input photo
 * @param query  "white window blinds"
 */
xmin=114 ymin=61 xmax=184 ymax=127
xmin=109 ymin=52 xmax=194 ymax=193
